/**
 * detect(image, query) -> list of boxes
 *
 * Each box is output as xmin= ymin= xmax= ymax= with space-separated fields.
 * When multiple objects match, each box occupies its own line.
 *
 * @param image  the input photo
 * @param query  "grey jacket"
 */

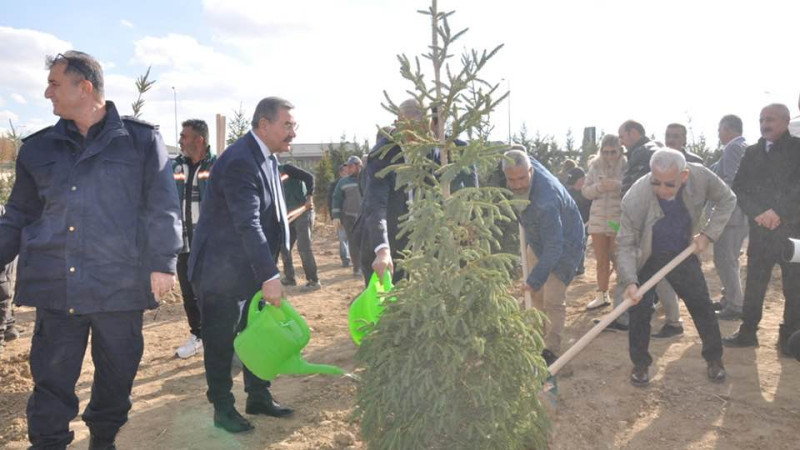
xmin=617 ymin=163 xmax=736 ymax=288
xmin=711 ymin=136 xmax=747 ymax=228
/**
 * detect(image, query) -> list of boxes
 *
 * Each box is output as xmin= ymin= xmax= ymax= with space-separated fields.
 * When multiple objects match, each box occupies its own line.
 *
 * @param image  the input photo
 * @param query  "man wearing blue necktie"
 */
xmin=188 ymin=97 xmax=295 ymax=433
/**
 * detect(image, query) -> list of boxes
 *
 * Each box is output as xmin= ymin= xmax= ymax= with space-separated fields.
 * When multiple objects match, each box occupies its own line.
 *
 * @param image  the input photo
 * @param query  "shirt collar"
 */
xmin=250 ymin=129 xmax=275 ymax=161
xmin=723 ymin=135 xmax=745 ymax=150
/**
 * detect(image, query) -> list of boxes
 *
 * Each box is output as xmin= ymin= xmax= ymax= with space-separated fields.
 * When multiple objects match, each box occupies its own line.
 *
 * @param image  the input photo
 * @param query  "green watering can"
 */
xmin=234 ymin=293 xmax=345 ymax=381
xmin=348 ymin=271 xmax=394 ymax=345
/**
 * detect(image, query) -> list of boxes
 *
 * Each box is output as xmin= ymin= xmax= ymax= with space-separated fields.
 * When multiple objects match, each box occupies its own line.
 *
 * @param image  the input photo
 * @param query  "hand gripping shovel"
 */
xmin=234 ymin=293 xmax=346 ymax=381
xmin=543 ymin=243 xmax=697 ymax=402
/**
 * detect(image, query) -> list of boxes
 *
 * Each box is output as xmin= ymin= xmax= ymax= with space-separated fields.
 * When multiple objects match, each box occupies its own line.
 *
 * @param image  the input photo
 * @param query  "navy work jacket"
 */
xmin=0 ymin=102 xmax=181 ymax=313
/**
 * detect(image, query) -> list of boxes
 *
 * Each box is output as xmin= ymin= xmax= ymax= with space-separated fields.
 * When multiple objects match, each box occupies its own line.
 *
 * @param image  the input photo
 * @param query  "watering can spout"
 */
xmin=280 ymin=355 xmax=346 ymax=376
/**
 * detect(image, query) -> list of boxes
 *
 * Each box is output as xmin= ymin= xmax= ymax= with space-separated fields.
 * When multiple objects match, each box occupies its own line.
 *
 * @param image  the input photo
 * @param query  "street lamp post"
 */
xmin=171 ymin=86 xmax=178 ymax=147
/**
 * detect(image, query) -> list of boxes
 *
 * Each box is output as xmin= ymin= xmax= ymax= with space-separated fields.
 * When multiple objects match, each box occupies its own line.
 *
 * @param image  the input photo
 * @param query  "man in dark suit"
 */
xmin=356 ymin=98 xmax=425 ymax=284
xmin=723 ymin=103 xmax=800 ymax=355
xmin=188 ymin=97 xmax=295 ymax=433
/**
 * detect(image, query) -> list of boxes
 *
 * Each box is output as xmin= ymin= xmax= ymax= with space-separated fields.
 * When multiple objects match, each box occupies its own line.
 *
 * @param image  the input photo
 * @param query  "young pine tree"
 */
xmin=355 ymin=2 xmax=551 ymax=449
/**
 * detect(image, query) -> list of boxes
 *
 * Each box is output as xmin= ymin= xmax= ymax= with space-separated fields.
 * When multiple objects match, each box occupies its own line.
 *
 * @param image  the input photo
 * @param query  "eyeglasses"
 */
xmin=282 ymin=121 xmax=299 ymax=132
xmin=650 ymin=180 xmax=678 ymax=188
xmin=52 ymin=53 xmax=94 ymax=82
xmin=601 ymin=150 xmax=618 ymax=155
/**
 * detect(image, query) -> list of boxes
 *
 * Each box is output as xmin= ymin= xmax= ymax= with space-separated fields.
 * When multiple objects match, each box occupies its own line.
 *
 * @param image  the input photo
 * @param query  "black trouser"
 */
xmin=629 ymin=252 xmax=723 ymax=368
xmin=196 ymin=292 xmax=271 ymax=411
xmin=280 ymin=210 xmax=319 ymax=283
xmin=741 ymin=237 xmax=800 ymax=335
xmin=27 ymin=308 xmax=144 ymax=449
xmin=177 ymin=252 xmax=202 ymax=337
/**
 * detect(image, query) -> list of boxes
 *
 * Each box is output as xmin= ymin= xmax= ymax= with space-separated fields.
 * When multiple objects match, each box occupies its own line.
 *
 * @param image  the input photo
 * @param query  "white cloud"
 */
xmin=0 ymin=110 xmax=20 ymax=125
xmin=10 ymin=93 xmax=27 ymax=105
xmin=0 ymin=27 xmax=72 ymax=99
xmin=120 ymin=19 xmax=135 ymax=29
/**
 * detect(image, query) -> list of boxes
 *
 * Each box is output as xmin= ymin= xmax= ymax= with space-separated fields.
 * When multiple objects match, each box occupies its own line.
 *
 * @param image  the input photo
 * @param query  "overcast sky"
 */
xmin=1 ymin=0 xmax=798 ymax=152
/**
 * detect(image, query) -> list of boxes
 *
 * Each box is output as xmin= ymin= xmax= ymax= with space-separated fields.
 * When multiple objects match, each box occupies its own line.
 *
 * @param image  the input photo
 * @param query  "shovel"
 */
xmin=546 ymin=243 xmax=696 ymax=380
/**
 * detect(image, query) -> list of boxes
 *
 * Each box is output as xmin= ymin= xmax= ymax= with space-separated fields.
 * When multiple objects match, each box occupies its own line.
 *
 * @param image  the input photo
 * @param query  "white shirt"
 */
xmin=249 ymin=130 xmax=289 ymax=281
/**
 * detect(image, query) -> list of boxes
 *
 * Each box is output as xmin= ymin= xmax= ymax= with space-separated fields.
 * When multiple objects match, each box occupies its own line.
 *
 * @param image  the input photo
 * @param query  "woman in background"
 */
xmin=582 ymin=134 xmax=626 ymax=310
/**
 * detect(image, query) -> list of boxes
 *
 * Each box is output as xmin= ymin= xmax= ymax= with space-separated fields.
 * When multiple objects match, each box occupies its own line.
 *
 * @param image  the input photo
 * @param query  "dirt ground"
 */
xmin=1 ymin=223 xmax=798 ymax=449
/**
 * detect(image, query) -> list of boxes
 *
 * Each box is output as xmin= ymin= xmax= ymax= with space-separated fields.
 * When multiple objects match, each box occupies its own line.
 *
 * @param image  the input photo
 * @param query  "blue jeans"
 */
xmin=337 ymin=225 xmax=350 ymax=265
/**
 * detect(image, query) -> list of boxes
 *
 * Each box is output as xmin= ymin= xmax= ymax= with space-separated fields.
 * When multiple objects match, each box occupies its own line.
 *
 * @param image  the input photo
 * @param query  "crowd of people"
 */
xmin=0 ymin=49 xmax=799 ymax=449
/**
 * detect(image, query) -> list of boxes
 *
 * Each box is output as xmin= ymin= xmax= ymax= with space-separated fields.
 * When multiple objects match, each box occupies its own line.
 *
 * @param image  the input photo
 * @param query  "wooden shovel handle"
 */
xmin=519 ymin=224 xmax=534 ymax=310
xmin=287 ymin=205 xmax=307 ymax=224
xmin=547 ymin=243 xmax=696 ymax=376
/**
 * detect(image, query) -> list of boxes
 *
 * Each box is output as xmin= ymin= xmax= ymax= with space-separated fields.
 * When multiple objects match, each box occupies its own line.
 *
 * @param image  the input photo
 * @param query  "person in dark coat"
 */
xmin=355 ymin=99 xmax=424 ymax=284
xmin=0 ymin=50 xmax=181 ymax=450
xmin=188 ymin=97 xmax=295 ymax=434
xmin=723 ymin=103 xmax=800 ymax=355
xmin=664 ymin=123 xmax=705 ymax=164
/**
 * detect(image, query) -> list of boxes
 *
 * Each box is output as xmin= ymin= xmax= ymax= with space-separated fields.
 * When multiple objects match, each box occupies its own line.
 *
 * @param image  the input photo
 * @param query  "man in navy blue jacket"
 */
xmin=355 ymin=99 xmax=424 ymax=284
xmin=503 ymin=148 xmax=585 ymax=362
xmin=188 ymin=97 xmax=295 ymax=433
xmin=0 ymin=50 xmax=181 ymax=450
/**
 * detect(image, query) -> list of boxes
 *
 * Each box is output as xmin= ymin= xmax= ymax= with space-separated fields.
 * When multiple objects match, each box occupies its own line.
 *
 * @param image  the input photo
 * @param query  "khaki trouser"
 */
xmin=526 ymin=248 xmax=567 ymax=353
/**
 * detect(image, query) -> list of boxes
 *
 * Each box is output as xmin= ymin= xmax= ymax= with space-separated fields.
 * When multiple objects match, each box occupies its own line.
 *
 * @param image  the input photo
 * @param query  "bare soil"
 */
xmin=1 ymin=224 xmax=797 ymax=449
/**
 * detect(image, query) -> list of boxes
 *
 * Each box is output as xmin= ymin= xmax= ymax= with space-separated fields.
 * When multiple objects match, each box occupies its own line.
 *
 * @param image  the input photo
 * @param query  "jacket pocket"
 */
xmin=26 ymin=159 xmax=57 ymax=192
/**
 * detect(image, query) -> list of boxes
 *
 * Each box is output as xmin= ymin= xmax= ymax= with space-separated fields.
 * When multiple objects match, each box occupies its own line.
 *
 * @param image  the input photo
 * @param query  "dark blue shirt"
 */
xmin=652 ymin=188 xmax=691 ymax=254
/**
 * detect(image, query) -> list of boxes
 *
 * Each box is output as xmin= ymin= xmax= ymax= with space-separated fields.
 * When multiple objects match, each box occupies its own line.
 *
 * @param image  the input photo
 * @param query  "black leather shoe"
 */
xmin=88 ymin=435 xmax=117 ymax=450
xmin=652 ymin=324 xmax=684 ymax=339
xmin=594 ymin=318 xmax=628 ymax=332
xmin=214 ymin=408 xmax=254 ymax=433
xmin=541 ymin=349 xmax=558 ymax=366
xmin=723 ymin=330 xmax=759 ymax=348
xmin=707 ymin=359 xmax=726 ymax=383
xmin=716 ymin=308 xmax=742 ymax=321
xmin=630 ymin=365 xmax=649 ymax=387
xmin=246 ymin=399 xmax=294 ymax=418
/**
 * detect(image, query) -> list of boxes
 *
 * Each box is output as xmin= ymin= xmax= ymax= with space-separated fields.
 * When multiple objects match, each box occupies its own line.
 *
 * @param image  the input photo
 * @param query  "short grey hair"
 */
xmin=398 ymin=98 xmax=423 ymax=121
xmin=650 ymin=148 xmax=686 ymax=173
xmin=502 ymin=149 xmax=531 ymax=171
xmin=46 ymin=50 xmax=104 ymax=97
xmin=251 ymin=97 xmax=294 ymax=129
xmin=719 ymin=114 xmax=742 ymax=134
xmin=764 ymin=103 xmax=791 ymax=121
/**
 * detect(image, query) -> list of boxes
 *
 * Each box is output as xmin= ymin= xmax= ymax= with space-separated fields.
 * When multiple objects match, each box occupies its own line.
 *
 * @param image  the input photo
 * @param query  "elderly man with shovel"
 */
xmin=617 ymin=148 xmax=736 ymax=386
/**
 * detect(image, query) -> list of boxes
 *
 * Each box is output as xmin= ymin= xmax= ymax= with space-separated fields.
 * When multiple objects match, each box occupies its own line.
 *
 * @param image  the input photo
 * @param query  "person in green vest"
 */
xmin=279 ymin=163 xmax=320 ymax=289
